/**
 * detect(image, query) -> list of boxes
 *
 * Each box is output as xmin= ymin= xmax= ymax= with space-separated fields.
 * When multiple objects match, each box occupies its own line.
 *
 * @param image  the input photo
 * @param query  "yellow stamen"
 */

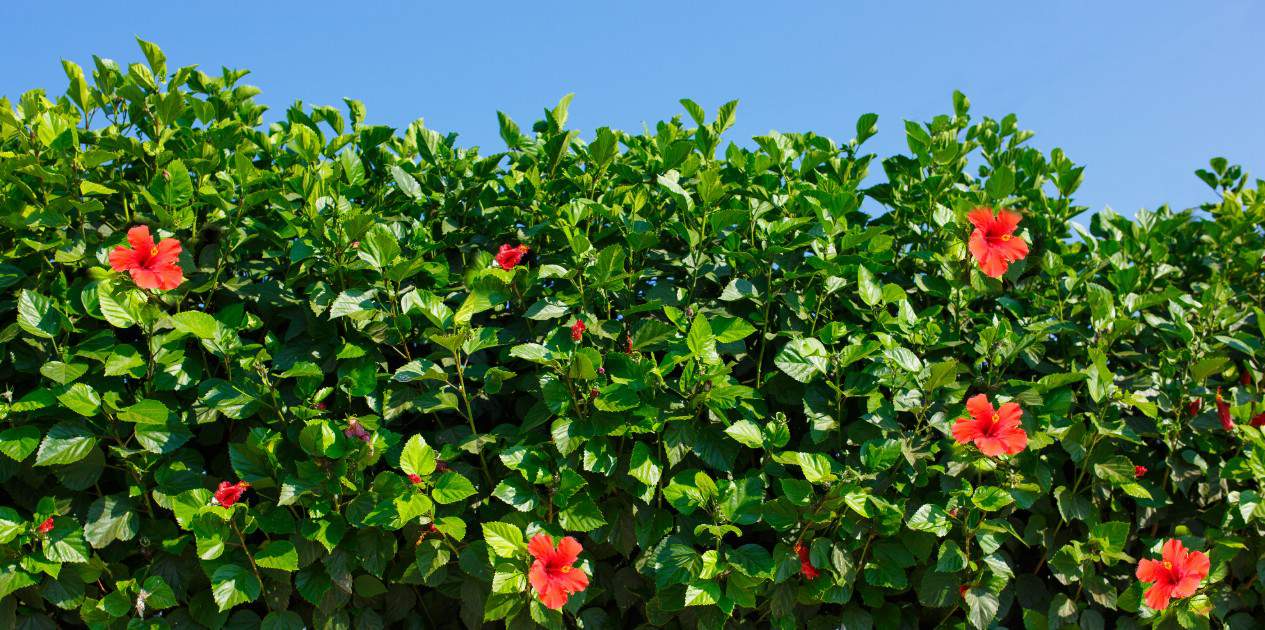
xmin=991 ymin=413 xmax=999 ymax=423
xmin=1000 ymin=234 xmax=1012 ymax=241
xmin=150 ymin=246 xmax=159 ymax=256
xmin=1163 ymin=561 xmax=1172 ymax=570
xmin=560 ymin=565 xmax=571 ymax=573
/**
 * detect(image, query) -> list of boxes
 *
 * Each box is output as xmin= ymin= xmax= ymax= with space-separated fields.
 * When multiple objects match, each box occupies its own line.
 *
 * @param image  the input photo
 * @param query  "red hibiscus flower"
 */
xmin=344 ymin=419 xmax=371 ymax=443
xmin=108 ymin=225 xmax=184 ymax=290
xmin=213 ymin=481 xmax=250 ymax=507
xmin=959 ymin=584 xmax=970 ymax=599
xmin=37 ymin=517 xmax=54 ymax=534
xmin=1136 ymin=539 xmax=1209 ymax=611
xmin=626 ymin=334 xmax=634 ymax=354
xmin=951 ymin=394 xmax=1028 ymax=457
xmin=494 ymin=244 xmax=529 ymax=270
xmin=1241 ymin=369 xmax=1253 ymax=387
xmin=527 ymin=533 xmax=589 ymax=610
xmin=1187 ymin=398 xmax=1202 ymax=417
xmin=570 ymin=319 xmax=586 ymax=342
xmin=967 ymin=208 xmax=1029 ymax=278
xmin=407 ymin=473 xmax=422 ymax=484
xmin=795 ymin=541 xmax=820 ymax=580
xmin=1250 ymin=412 xmax=1265 ymax=428
xmin=1216 ymin=387 xmax=1233 ymax=430
xmin=1135 ymin=465 xmax=1148 ymax=478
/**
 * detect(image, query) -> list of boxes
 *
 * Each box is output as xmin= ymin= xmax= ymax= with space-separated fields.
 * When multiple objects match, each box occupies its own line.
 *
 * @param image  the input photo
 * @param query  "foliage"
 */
xmin=2 ymin=40 xmax=1264 ymax=629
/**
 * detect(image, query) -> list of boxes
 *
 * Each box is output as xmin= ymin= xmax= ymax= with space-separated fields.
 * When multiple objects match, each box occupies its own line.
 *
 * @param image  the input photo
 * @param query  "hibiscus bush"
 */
xmin=3 ymin=41 xmax=1265 ymax=629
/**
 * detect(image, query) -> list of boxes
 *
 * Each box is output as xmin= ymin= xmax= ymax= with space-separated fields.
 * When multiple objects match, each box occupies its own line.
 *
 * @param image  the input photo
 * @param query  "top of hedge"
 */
xmin=1 ymin=38 xmax=1264 ymax=630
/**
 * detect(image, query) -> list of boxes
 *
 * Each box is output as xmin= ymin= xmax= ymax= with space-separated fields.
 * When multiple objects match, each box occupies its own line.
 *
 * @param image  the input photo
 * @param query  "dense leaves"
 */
xmin=2 ymin=40 xmax=1265 ymax=628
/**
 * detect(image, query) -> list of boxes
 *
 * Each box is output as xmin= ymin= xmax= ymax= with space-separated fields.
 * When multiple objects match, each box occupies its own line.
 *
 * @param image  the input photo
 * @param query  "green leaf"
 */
xmin=559 ymin=496 xmax=607 ymax=532
xmin=775 ymin=337 xmax=829 ymax=383
xmin=400 ymin=435 xmax=437 ymax=477
xmin=687 ymin=313 xmax=719 ymax=364
xmin=42 ymin=518 xmax=90 ymax=563
xmin=359 ymin=223 xmax=402 ymax=270
xmin=256 ymin=540 xmax=299 ymax=571
xmin=119 ymin=399 xmax=170 ymax=424
xmin=57 ymin=383 xmax=101 ymax=416
xmin=907 ymin=504 xmax=951 ymax=537
xmin=18 ymin=289 xmax=60 ymax=338
xmin=170 ymin=311 xmax=223 ymax=340
xmin=0 ymin=425 xmax=42 ymax=462
xmin=83 ymin=495 xmax=138 ymax=548
xmin=431 ymin=471 xmax=477 ymax=504
xmin=965 ymin=587 xmax=1000 ymax=629
xmin=724 ymin=420 xmax=765 ymax=449
xmin=857 ymin=265 xmax=883 ymax=307
xmin=1190 ymin=356 xmax=1229 ymax=380
xmin=329 ymin=289 xmax=377 ymax=319
xmin=482 ymin=522 xmax=526 ymax=558
xmin=35 ymin=422 xmax=98 ymax=466
xmin=0 ymin=508 xmax=25 ymax=544
xmin=211 ymin=564 xmax=261 ymax=611
xmin=972 ymin=487 xmax=1014 ymax=512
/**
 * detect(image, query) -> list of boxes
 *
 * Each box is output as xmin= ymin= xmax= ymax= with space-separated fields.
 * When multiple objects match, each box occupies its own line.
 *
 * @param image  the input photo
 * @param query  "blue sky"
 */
xmin=4 ymin=1 xmax=1262 ymax=217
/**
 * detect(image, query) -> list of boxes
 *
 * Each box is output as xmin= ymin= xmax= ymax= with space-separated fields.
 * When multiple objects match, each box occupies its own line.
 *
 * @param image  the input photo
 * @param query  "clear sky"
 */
xmin=4 ymin=1 xmax=1262 ymax=218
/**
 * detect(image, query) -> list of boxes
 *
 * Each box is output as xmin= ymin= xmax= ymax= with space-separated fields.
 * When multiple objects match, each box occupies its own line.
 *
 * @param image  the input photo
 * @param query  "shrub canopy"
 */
xmin=2 ymin=40 xmax=1264 ymax=629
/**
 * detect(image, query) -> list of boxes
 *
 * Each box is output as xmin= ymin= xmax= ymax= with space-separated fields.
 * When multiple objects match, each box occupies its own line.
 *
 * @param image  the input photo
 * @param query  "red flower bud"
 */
xmin=794 ymin=541 xmax=820 ymax=580
xmin=960 ymin=585 xmax=970 ymax=598
xmin=1217 ymin=387 xmax=1234 ymax=431
xmin=213 ymin=481 xmax=251 ymax=508
xmin=435 ymin=461 xmax=449 ymax=473
xmin=590 ymin=387 xmax=599 ymax=399
xmin=1250 ymin=412 xmax=1265 ymax=428
xmin=1134 ymin=465 xmax=1147 ymax=478
xmin=37 ymin=517 xmax=54 ymax=534
xmin=1187 ymin=398 xmax=1202 ymax=417
xmin=626 ymin=334 xmax=634 ymax=354
xmin=408 ymin=474 xmax=422 ymax=484
xmin=598 ymin=367 xmax=605 ymax=375
xmin=1242 ymin=370 xmax=1253 ymax=387
xmin=570 ymin=319 xmax=586 ymax=342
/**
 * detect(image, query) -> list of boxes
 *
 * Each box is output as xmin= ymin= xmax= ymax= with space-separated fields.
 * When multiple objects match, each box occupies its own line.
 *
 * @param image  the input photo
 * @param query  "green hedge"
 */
xmin=2 ymin=40 xmax=1264 ymax=629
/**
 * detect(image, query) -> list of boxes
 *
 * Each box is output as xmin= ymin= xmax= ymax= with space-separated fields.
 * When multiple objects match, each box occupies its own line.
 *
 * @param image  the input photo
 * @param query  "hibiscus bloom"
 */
xmin=795 ymin=541 xmax=820 ymax=580
xmin=494 ymin=244 xmax=529 ymax=270
xmin=1136 ymin=539 xmax=1209 ymax=611
xmin=1250 ymin=412 xmax=1265 ymax=428
xmin=344 ymin=419 xmax=371 ymax=443
xmin=1135 ymin=465 xmax=1147 ymax=478
xmin=951 ymin=394 xmax=1028 ymax=457
xmin=407 ymin=473 xmax=422 ymax=484
xmin=213 ymin=481 xmax=250 ymax=507
xmin=108 ymin=225 xmax=184 ymax=290
xmin=1216 ymin=387 xmax=1233 ymax=430
xmin=37 ymin=517 xmax=54 ymax=534
xmin=967 ymin=208 xmax=1029 ymax=278
xmin=528 ymin=533 xmax=589 ymax=610
xmin=1187 ymin=398 xmax=1202 ymax=417
xmin=570 ymin=319 xmax=586 ymax=342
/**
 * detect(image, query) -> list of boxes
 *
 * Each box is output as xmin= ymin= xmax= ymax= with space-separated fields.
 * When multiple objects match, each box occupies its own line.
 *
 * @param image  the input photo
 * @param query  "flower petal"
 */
xmin=1183 ymin=550 xmax=1210 ymax=580
xmin=973 ymin=436 xmax=1007 ymax=457
xmin=996 ymin=426 xmax=1028 ymax=455
xmin=528 ymin=559 xmax=550 ymax=595
xmin=993 ymin=209 xmax=1022 ymax=235
xmin=554 ymin=567 xmax=589 ymax=594
xmin=967 ymin=208 xmax=996 ymax=231
xmin=126 ymin=225 xmax=155 ymax=254
xmin=109 ymin=246 xmax=141 ymax=272
xmin=994 ymin=235 xmax=1029 ymax=262
xmin=1136 ymin=558 xmax=1166 ymax=583
xmin=977 ymin=249 xmax=1010 ymax=278
xmin=995 ymin=402 xmax=1023 ymax=430
xmin=951 ymin=416 xmax=984 ymax=444
xmin=537 ymin=582 xmax=569 ymax=610
xmin=1171 ymin=574 xmax=1202 ymax=599
xmin=965 ymin=394 xmax=995 ymax=424
xmin=555 ymin=536 xmax=583 ymax=567
xmin=1161 ymin=539 xmax=1187 ymax=565
xmin=150 ymin=238 xmax=182 ymax=267
xmin=527 ymin=533 xmax=555 ymax=561
xmin=129 ymin=268 xmax=163 ymax=290
xmin=154 ymin=265 xmax=184 ymax=291
xmin=1143 ymin=583 xmax=1174 ymax=611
